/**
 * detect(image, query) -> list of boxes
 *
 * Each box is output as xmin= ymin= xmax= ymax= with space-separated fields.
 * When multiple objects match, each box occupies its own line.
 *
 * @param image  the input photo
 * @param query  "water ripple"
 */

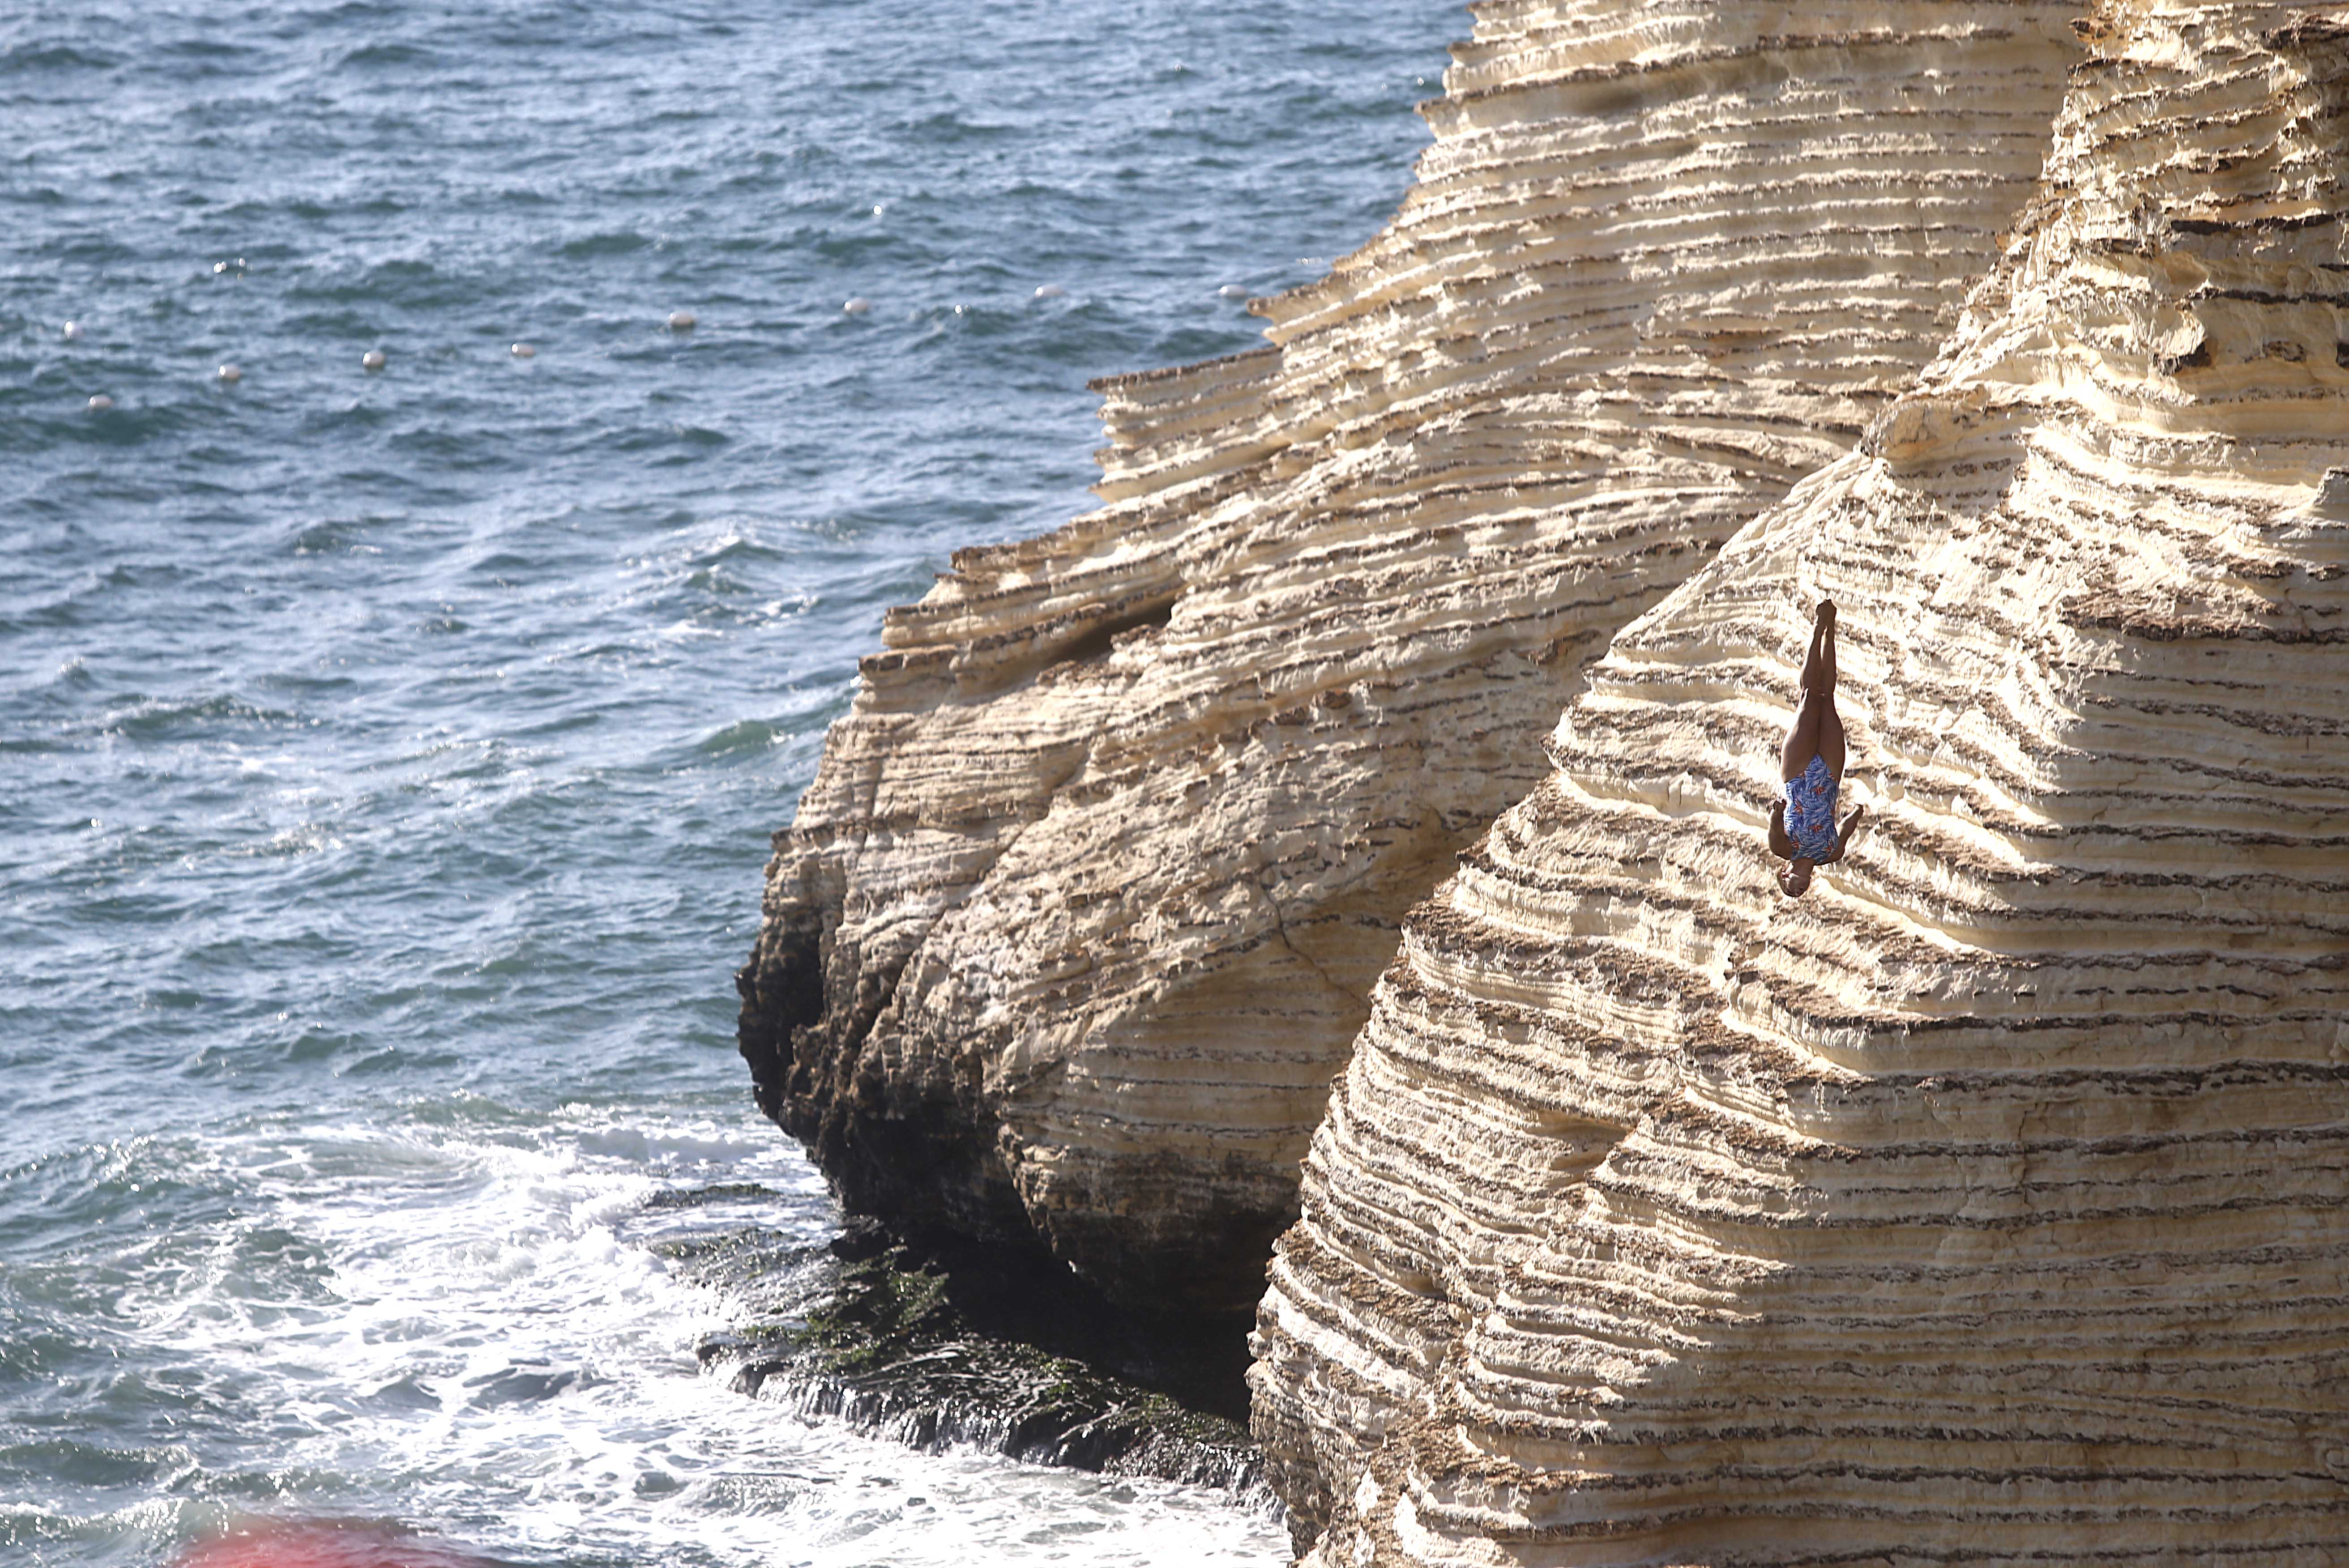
xmin=0 ymin=0 xmax=1455 ymax=1562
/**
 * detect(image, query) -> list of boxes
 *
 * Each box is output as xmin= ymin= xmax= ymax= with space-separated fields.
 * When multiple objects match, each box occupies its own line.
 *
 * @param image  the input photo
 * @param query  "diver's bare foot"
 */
xmin=1815 ymin=599 xmax=1837 ymax=627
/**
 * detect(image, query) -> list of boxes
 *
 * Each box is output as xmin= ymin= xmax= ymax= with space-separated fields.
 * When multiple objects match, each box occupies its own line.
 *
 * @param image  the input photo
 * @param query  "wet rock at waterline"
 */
xmin=679 ymin=1220 xmax=1264 ymax=1495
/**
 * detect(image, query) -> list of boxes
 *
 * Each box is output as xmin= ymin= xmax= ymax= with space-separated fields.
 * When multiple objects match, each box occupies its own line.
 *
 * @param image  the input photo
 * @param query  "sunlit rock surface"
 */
xmin=737 ymin=0 xmax=2083 ymax=1319
xmin=1254 ymin=2 xmax=2349 ymax=1557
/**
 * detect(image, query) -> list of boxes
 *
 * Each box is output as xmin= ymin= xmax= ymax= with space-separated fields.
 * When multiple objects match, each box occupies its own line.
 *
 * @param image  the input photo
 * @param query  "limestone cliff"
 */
xmin=1254 ymin=2 xmax=2349 ymax=1558
xmin=738 ymin=0 xmax=2082 ymax=1321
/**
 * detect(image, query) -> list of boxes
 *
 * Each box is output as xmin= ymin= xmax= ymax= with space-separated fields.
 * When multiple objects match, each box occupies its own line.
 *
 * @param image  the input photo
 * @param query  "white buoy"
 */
xmin=217 ymin=363 xmax=242 ymax=383
xmin=1033 ymin=284 xmax=1065 ymax=299
xmin=361 ymin=349 xmax=386 ymax=372
xmin=63 ymin=321 xmax=83 ymax=341
xmin=667 ymin=310 xmax=696 ymax=331
xmin=511 ymin=342 xmax=536 ymax=359
xmin=842 ymin=297 xmax=871 ymax=316
xmin=1217 ymin=284 xmax=1248 ymax=299
xmin=86 ymin=394 xmax=112 ymax=411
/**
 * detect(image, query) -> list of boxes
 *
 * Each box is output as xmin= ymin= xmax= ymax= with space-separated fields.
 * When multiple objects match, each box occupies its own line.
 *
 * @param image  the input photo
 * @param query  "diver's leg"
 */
xmin=1804 ymin=599 xmax=1837 ymax=697
xmin=1817 ymin=695 xmax=1846 ymax=779
xmin=1781 ymin=692 xmax=1824 ymax=783
xmin=1780 ymin=602 xmax=1838 ymax=781
xmin=1812 ymin=602 xmax=1845 ymax=776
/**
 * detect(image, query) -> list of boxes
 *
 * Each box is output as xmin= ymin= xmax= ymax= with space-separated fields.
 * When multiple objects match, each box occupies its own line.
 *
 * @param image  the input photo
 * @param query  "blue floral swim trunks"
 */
xmin=1783 ymin=753 xmax=1841 ymax=862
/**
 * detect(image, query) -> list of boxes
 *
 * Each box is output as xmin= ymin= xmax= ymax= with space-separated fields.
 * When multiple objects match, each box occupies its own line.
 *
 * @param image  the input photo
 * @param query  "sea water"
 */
xmin=0 ymin=1 xmax=1456 ymax=1563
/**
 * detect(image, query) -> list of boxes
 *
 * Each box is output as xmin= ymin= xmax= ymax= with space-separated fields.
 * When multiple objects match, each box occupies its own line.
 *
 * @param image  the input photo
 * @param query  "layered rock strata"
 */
xmin=739 ymin=0 xmax=2084 ymax=1319
xmin=1254 ymin=3 xmax=2349 ymax=1558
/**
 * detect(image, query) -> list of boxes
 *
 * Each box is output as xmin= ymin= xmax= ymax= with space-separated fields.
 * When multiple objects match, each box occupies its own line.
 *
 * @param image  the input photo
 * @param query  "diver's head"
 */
xmin=1779 ymin=857 xmax=1815 ymax=898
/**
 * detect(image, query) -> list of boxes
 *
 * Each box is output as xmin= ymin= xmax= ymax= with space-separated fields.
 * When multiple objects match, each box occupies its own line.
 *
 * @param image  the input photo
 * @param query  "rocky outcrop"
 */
xmin=739 ymin=0 xmax=2083 ymax=1322
xmin=1253 ymin=3 xmax=2349 ymax=1559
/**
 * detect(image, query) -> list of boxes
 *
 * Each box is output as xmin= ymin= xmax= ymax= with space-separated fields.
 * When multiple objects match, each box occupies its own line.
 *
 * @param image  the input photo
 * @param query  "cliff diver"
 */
xmin=1769 ymin=599 xmax=1864 ymax=897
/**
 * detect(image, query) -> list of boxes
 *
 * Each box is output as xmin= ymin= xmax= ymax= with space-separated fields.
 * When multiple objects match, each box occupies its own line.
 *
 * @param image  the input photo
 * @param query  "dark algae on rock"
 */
xmin=676 ymin=1216 xmax=1266 ymax=1497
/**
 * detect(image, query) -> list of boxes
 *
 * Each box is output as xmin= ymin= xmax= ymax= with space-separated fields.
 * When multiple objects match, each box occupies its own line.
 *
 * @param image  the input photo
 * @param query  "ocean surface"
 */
xmin=0 ymin=2 xmax=1457 ymax=1563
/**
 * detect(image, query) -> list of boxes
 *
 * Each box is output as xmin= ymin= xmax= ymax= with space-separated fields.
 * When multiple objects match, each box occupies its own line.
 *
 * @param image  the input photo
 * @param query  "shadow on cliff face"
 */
xmin=738 ymin=901 xmax=1265 ymax=1424
xmin=735 ymin=901 xmax=823 ymax=1127
xmin=734 ymin=925 xmax=1263 ymax=1453
xmin=821 ymin=1217 xmax=1258 ymax=1426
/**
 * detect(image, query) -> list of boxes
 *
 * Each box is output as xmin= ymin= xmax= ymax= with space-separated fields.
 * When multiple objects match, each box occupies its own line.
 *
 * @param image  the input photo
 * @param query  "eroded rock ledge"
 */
xmin=738 ymin=0 xmax=2082 ymax=1323
xmin=1254 ymin=3 xmax=2349 ymax=1558
xmin=685 ymin=1223 xmax=1263 ymax=1494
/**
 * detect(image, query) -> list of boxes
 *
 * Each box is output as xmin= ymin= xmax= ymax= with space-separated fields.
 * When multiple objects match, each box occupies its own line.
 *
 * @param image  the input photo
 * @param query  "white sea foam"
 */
xmin=107 ymin=1102 xmax=1283 ymax=1567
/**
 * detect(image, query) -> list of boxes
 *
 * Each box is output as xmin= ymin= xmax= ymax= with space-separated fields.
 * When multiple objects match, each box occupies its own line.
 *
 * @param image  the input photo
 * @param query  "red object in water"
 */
xmin=175 ymin=1517 xmax=499 ymax=1568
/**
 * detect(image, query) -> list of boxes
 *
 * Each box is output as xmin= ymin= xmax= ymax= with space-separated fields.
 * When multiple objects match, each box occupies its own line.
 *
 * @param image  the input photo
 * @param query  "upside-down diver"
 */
xmin=1768 ymin=599 xmax=1865 ymax=897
